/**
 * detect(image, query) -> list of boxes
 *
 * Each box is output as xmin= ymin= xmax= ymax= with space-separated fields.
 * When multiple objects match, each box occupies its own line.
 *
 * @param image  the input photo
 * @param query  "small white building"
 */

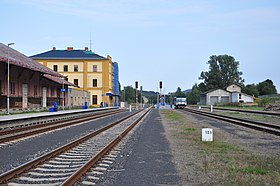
xmin=200 ymin=84 xmax=254 ymax=105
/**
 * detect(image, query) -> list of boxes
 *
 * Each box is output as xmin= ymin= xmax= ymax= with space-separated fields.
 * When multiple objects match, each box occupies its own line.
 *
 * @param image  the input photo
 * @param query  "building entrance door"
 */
xmin=42 ymin=87 xmax=47 ymax=107
xmin=210 ymin=96 xmax=218 ymax=105
xmin=22 ymin=84 xmax=28 ymax=108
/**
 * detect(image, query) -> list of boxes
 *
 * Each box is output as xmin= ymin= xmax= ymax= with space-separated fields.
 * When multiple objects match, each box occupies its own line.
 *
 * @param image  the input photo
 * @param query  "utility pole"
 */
xmin=7 ymin=43 xmax=15 ymax=114
xmin=62 ymin=73 xmax=65 ymax=110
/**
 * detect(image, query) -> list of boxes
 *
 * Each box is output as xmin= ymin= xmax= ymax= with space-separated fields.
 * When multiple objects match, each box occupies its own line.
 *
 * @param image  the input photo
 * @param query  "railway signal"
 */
xmin=135 ymin=81 xmax=138 ymax=110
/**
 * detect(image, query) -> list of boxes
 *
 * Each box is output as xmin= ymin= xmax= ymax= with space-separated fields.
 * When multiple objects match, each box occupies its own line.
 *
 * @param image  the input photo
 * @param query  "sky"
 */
xmin=1 ymin=0 xmax=280 ymax=93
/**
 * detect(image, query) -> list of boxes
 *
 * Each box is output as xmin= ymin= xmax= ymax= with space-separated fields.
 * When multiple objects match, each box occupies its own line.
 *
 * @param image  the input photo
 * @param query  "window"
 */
xmin=221 ymin=96 xmax=229 ymax=103
xmin=74 ymin=65 xmax=78 ymax=72
xmin=93 ymin=65 xmax=97 ymax=72
xmin=92 ymin=95 xmax=97 ymax=104
xmin=10 ymin=82 xmax=15 ymax=95
xmin=0 ymin=80 xmax=2 ymax=94
xmin=63 ymin=65 xmax=68 ymax=72
xmin=74 ymin=79 xmax=79 ymax=86
xmin=53 ymin=65 xmax=58 ymax=72
xmin=34 ymin=85 xmax=38 ymax=96
xmin=239 ymin=93 xmax=242 ymax=99
xmin=51 ymin=87 xmax=54 ymax=96
xmin=93 ymin=79 xmax=97 ymax=87
xmin=57 ymin=88 xmax=60 ymax=97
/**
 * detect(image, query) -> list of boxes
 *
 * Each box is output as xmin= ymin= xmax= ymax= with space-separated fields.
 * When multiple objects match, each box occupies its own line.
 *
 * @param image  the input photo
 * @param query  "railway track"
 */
xmin=0 ymin=107 xmax=151 ymax=185
xmin=0 ymin=109 xmax=124 ymax=144
xmin=182 ymin=108 xmax=280 ymax=136
xmin=188 ymin=105 xmax=280 ymax=116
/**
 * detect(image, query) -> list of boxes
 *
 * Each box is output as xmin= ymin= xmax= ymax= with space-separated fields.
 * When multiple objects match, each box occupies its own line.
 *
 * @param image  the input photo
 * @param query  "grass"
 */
xmin=219 ymin=105 xmax=264 ymax=111
xmin=161 ymin=110 xmax=184 ymax=121
xmin=161 ymin=110 xmax=280 ymax=185
xmin=219 ymin=111 xmax=278 ymax=123
xmin=240 ymin=167 xmax=270 ymax=175
xmin=201 ymin=140 xmax=241 ymax=154
xmin=182 ymin=128 xmax=196 ymax=135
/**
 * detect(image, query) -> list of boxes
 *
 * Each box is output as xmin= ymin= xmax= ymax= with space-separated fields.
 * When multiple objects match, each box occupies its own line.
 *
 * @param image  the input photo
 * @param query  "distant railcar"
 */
xmin=174 ymin=97 xmax=187 ymax=109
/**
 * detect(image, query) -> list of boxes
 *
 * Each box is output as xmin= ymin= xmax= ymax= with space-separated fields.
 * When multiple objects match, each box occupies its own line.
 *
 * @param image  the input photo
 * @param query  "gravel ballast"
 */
xmin=0 ymin=111 xmax=131 ymax=174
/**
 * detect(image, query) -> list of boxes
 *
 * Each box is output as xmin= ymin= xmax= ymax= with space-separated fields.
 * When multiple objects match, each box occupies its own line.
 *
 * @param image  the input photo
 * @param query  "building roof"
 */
xmin=0 ymin=43 xmax=63 ymax=77
xmin=200 ymin=88 xmax=230 ymax=95
xmin=30 ymin=48 xmax=107 ymax=60
xmin=43 ymin=74 xmax=79 ymax=87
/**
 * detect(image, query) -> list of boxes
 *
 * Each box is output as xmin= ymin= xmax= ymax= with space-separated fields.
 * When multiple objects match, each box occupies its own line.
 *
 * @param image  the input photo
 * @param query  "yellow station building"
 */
xmin=31 ymin=47 xmax=119 ymax=107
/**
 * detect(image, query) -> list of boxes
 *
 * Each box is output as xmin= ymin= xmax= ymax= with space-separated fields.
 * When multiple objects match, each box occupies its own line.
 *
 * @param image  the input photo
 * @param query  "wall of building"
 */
xmin=34 ymin=57 xmax=115 ymax=107
xmin=68 ymin=88 xmax=90 ymax=106
xmin=0 ymin=62 xmax=68 ymax=109
xmin=226 ymin=84 xmax=241 ymax=93
xmin=242 ymin=94 xmax=254 ymax=102
xmin=232 ymin=92 xmax=253 ymax=103
xmin=206 ymin=89 xmax=231 ymax=105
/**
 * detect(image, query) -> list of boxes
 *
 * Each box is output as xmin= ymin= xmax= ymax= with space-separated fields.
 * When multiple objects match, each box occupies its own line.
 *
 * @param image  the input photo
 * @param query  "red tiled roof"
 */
xmin=0 ymin=43 xmax=63 ymax=77
xmin=43 ymin=74 xmax=79 ymax=87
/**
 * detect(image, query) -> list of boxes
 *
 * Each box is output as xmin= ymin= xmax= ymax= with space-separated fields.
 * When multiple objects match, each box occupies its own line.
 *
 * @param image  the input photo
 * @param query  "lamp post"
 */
xmin=62 ymin=73 xmax=65 ymax=111
xmin=62 ymin=77 xmax=64 ymax=110
xmin=135 ymin=81 xmax=138 ymax=110
xmin=7 ymin=43 xmax=15 ymax=115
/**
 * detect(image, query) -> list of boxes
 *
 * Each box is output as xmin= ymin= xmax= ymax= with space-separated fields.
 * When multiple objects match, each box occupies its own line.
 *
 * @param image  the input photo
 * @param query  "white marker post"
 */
xmin=129 ymin=105 xmax=132 ymax=112
xmin=210 ymin=105 xmax=213 ymax=112
xmin=199 ymin=106 xmax=201 ymax=110
xmin=202 ymin=128 xmax=213 ymax=142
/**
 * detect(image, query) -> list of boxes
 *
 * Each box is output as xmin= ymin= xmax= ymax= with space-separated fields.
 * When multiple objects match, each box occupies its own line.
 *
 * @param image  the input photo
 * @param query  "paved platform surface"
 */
xmin=99 ymin=109 xmax=181 ymax=186
xmin=0 ymin=107 xmax=115 ymax=122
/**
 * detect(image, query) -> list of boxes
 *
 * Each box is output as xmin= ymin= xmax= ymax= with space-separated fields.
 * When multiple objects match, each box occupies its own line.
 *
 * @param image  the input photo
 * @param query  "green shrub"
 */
xmin=257 ymin=97 xmax=271 ymax=107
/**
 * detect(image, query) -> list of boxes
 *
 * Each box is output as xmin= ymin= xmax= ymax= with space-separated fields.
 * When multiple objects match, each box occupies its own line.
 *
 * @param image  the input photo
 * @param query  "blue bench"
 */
xmin=49 ymin=101 xmax=58 ymax=112
xmin=82 ymin=102 xmax=88 ymax=109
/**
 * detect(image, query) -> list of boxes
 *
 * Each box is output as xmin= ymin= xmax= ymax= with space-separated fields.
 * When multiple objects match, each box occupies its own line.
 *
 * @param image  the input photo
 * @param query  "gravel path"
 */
xmin=97 ymin=109 xmax=181 ymax=186
xmin=0 ymin=111 xmax=131 ymax=174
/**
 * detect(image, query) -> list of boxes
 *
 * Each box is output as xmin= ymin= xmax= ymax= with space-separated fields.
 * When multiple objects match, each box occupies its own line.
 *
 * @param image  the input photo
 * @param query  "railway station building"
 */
xmin=200 ymin=84 xmax=254 ymax=105
xmin=0 ymin=43 xmax=76 ymax=110
xmin=31 ymin=47 xmax=120 ymax=107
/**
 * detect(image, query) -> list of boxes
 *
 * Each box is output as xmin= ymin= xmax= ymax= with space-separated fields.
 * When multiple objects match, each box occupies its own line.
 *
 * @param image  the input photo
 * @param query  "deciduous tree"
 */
xmin=257 ymin=79 xmax=277 ymax=95
xmin=199 ymin=55 xmax=244 ymax=91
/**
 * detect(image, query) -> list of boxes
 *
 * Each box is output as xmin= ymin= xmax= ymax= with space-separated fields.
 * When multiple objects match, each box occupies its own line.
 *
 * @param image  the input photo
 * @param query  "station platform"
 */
xmin=0 ymin=107 xmax=117 ymax=123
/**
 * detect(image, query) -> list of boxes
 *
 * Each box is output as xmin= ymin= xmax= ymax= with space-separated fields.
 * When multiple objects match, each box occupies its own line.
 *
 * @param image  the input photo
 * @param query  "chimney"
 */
xmin=67 ymin=47 xmax=73 ymax=51
xmin=52 ymin=47 xmax=56 ymax=50
xmin=85 ymin=47 xmax=88 ymax=51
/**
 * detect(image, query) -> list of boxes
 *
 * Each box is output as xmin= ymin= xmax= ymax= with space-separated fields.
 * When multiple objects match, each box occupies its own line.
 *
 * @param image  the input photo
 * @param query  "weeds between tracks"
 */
xmin=161 ymin=110 xmax=280 ymax=185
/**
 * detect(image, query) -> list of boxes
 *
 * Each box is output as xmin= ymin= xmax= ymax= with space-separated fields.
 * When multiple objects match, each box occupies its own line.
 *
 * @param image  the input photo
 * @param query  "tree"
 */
xmin=198 ymin=82 xmax=207 ymax=93
xmin=242 ymin=84 xmax=259 ymax=97
xmin=257 ymin=79 xmax=277 ymax=95
xmin=187 ymin=84 xmax=200 ymax=104
xmin=175 ymin=87 xmax=185 ymax=97
xmin=122 ymin=86 xmax=135 ymax=104
xmin=199 ymin=55 xmax=244 ymax=91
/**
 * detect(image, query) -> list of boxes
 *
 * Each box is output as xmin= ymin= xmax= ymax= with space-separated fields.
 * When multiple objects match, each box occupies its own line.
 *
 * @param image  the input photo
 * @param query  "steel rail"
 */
xmin=183 ymin=108 xmax=280 ymax=136
xmin=61 ymin=108 xmax=151 ymax=186
xmin=0 ymin=110 xmax=141 ymax=184
xmin=188 ymin=105 xmax=280 ymax=116
xmin=0 ymin=109 xmax=124 ymax=143
xmin=0 ymin=109 xmax=122 ymax=136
